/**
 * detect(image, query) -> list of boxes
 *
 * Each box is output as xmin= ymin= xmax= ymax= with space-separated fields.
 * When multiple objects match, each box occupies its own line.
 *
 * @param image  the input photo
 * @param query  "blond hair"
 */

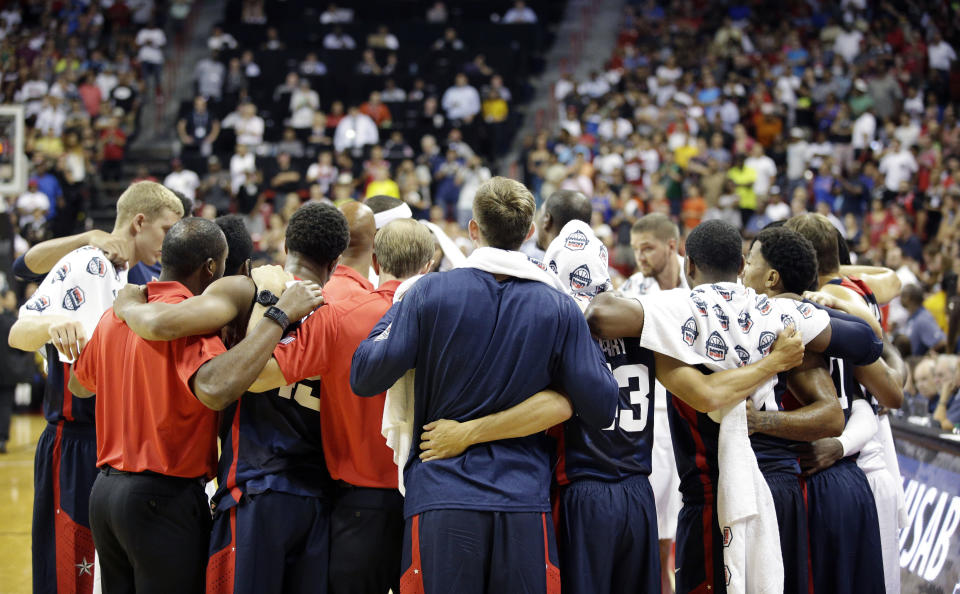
xmin=472 ymin=176 xmax=535 ymax=250
xmin=785 ymin=213 xmax=839 ymax=275
xmin=374 ymin=219 xmax=435 ymax=278
xmin=115 ymin=181 xmax=184 ymax=227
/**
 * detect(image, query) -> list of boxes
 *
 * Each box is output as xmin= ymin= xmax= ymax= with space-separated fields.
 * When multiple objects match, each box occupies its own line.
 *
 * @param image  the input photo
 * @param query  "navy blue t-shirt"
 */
xmin=557 ymin=337 xmax=654 ymax=483
xmin=351 ymin=268 xmax=618 ymax=518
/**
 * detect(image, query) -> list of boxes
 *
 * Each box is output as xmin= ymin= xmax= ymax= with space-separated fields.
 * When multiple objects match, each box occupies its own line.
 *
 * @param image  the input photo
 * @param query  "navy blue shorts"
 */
xmin=764 ymin=472 xmax=809 ymax=594
xmin=34 ymin=421 xmax=98 ymax=594
xmin=806 ymin=457 xmax=884 ymax=594
xmin=400 ymin=509 xmax=560 ymax=594
xmin=557 ymin=474 xmax=660 ymax=594
xmin=675 ymin=500 xmax=725 ymax=594
xmin=207 ymin=491 xmax=329 ymax=594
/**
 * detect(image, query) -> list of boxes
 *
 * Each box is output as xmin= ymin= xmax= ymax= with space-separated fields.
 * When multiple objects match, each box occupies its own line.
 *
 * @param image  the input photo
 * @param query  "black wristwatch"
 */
xmin=256 ymin=289 xmax=279 ymax=306
xmin=263 ymin=306 xmax=289 ymax=331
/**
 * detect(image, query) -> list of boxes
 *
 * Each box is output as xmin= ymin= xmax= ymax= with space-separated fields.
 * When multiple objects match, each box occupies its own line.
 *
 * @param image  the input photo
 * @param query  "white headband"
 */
xmin=373 ymin=203 xmax=413 ymax=229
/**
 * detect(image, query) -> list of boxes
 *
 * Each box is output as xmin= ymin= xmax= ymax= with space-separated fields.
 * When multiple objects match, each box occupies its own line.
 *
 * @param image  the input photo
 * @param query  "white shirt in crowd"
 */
xmin=441 ymin=84 xmax=481 ymax=120
xmin=554 ymin=78 xmax=575 ymax=101
xmin=578 ymin=76 xmax=611 ymax=99
xmin=36 ymin=106 xmax=67 ymax=137
xmin=598 ymin=117 xmax=633 ymax=140
xmin=232 ymin=114 xmax=265 ymax=146
xmin=851 ymin=111 xmax=876 ymax=150
xmin=289 ymin=88 xmax=320 ymax=128
xmin=16 ymin=190 xmax=50 ymax=217
xmin=320 ymin=7 xmax=353 ymax=24
xmin=765 ymin=200 xmax=791 ymax=222
xmin=928 ymin=40 xmax=957 ymax=72
xmin=135 ymin=27 xmax=166 ymax=64
xmin=833 ymin=29 xmax=863 ymax=63
xmin=503 ymin=6 xmax=537 ymax=23
xmin=208 ymin=32 xmax=238 ymax=51
xmin=333 ymin=113 xmax=379 ymax=153
xmin=164 ymin=169 xmax=201 ymax=201
xmin=595 ymin=152 xmax=624 ymax=177
xmin=229 ymin=152 xmax=256 ymax=194
xmin=17 ymin=79 xmax=48 ymax=117
xmin=745 ymin=154 xmax=777 ymax=196
xmin=786 ymin=140 xmax=809 ymax=180
xmin=878 ymin=149 xmax=918 ymax=192
xmin=323 ymin=33 xmax=356 ymax=50
xmin=96 ymin=71 xmax=118 ymax=98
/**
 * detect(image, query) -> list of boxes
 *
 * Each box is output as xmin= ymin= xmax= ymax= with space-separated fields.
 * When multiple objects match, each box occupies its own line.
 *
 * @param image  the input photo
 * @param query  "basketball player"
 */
xmin=786 ymin=213 xmax=905 ymax=594
xmin=112 ymin=203 xmax=349 ymax=594
xmin=585 ymin=220 xmax=883 ymax=593
xmin=741 ymin=226 xmax=887 ymax=593
xmin=533 ymin=189 xmax=593 ymax=251
xmin=351 ymin=177 xmax=620 ymax=594
xmin=72 ymin=218 xmax=324 ymax=594
xmin=325 ymin=201 xmax=377 ymax=301
xmin=8 ymin=181 xmax=183 ymax=594
xmin=620 ymin=214 xmax=687 ymax=591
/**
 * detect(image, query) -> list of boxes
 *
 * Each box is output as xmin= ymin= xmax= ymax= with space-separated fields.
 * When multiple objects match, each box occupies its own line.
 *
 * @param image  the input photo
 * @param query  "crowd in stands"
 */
xmin=515 ymin=0 xmax=960 ymax=432
xmin=3 ymin=0 xmax=178 ymax=244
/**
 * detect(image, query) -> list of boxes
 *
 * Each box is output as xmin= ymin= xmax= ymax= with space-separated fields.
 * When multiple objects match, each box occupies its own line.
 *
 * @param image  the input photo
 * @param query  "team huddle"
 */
xmin=9 ymin=176 xmax=905 ymax=594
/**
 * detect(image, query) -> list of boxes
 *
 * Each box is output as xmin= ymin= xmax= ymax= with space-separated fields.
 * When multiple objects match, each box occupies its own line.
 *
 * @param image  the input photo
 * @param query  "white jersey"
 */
xmin=19 ymin=246 xmax=128 ymax=363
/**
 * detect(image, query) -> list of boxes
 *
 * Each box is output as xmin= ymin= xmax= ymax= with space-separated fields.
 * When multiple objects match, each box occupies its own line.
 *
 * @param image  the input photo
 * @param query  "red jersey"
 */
xmin=324 ymin=264 xmax=374 ymax=303
xmin=273 ymin=281 xmax=401 ymax=488
xmin=74 ymin=281 xmax=225 ymax=479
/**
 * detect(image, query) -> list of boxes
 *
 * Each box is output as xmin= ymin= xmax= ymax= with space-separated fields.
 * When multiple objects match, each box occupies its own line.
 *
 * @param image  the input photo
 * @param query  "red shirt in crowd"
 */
xmin=74 ymin=281 xmax=225 ymax=479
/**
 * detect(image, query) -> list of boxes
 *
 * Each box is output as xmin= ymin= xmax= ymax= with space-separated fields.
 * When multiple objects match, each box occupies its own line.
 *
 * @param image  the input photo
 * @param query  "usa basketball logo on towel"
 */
xmin=756 ymin=294 xmax=772 ymax=315
xmin=53 ymin=263 xmax=71 ymax=282
xmin=706 ymin=331 xmax=728 ymax=361
xmin=691 ymin=293 xmax=708 ymax=316
xmin=25 ymin=295 xmax=51 ymax=312
xmin=796 ymin=301 xmax=814 ymax=318
xmin=712 ymin=284 xmax=734 ymax=301
xmin=63 ymin=287 xmax=86 ymax=311
xmin=738 ymin=311 xmax=753 ymax=333
xmin=681 ymin=317 xmax=698 ymax=346
xmin=713 ymin=305 xmax=730 ymax=331
xmin=569 ymin=265 xmax=591 ymax=291
xmin=549 ymin=260 xmax=558 ymax=274
xmin=564 ymin=230 xmax=588 ymax=251
xmin=735 ymin=345 xmax=750 ymax=367
xmin=758 ymin=331 xmax=776 ymax=356
xmin=86 ymin=256 xmax=107 ymax=277
xmin=781 ymin=313 xmax=795 ymax=328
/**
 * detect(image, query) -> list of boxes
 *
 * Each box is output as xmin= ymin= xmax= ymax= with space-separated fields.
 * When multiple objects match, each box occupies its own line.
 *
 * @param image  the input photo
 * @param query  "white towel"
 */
xmin=636 ymin=283 xmax=830 ymax=594
xmin=380 ymin=274 xmax=424 ymax=496
xmin=542 ymin=220 xmax=613 ymax=299
xmin=456 ymin=246 xmax=569 ymax=293
xmin=420 ymin=220 xmax=468 ymax=270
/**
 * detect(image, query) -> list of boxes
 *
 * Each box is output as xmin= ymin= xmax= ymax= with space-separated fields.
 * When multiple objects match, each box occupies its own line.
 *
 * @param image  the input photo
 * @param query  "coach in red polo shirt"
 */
xmin=324 ymin=200 xmax=376 ymax=302
xmin=251 ymin=218 xmax=436 ymax=594
xmin=71 ymin=218 xmax=323 ymax=594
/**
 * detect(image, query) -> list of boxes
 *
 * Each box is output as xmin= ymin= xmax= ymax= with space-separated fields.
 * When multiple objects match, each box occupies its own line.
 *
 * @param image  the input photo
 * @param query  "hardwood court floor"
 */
xmin=0 ymin=414 xmax=47 ymax=594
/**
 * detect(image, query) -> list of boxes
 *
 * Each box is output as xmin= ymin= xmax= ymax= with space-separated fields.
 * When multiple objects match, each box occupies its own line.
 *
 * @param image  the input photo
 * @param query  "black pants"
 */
xmin=89 ymin=468 xmax=211 ymax=594
xmin=0 ymin=385 xmax=13 ymax=442
xmin=329 ymin=485 xmax=404 ymax=594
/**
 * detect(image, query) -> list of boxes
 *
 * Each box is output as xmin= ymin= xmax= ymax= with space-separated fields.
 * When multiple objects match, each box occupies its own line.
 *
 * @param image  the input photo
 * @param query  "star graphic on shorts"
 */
xmin=76 ymin=557 xmax=93 ymax=576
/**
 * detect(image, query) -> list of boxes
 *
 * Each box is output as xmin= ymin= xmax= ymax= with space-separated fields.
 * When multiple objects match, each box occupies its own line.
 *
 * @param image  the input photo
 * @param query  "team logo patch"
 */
xmin=569 ymin=265 xmax=591 ymax=291
xmin=86 ymin=256 xmax=107 ymax=277
xmin=53 ymin=263 xmax=71 ymax=282
xmin=564 ymin=230 xmax=589 ymax=251
xmin=63 ymin=287 xmax=86 ymax=311
xmin=756 ymin=294 xmax=772 ymax=315
xmin=25 ymin=295 xmax=51 ymax=312
xmin=738 ymin=311 xmax=753 ymax=333
xmin=781 ymin=313 xmax=795 ymax=328
xmin=796 ymin=302 xmax=813 ymax=318
xmin=599 ymin=244 xmax=608 ymax=262
xmin=528 ymin=256 xmax=546 ymax=271
xmin=681 ymin=316 xmax=699 ymax=346
xmin=705 ymin=331 xmax=728 ymax=361
xmin=712 ymin=284 xmax=734 ymax=301
xmin=713 ymin=305 xmax=730 ymax=331
xmin=735 ymin=345 xmax=750 ymax=367
xmin=549 ymin=260 xmax=558 ymax=274
xmin=724 ymin=565 xmax=732 ymax=586
xmin=691 ymin=293 xmax=708 ymax=316
xmin=758 ymin=331 xmax=776 ymax=356
xmin=723 ymin=526 xmax=733 ymax=547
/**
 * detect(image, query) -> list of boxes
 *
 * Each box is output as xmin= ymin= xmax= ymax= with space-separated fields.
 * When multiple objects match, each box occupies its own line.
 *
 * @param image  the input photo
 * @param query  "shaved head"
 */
xmin=340 ymin=201 xmax=376 ymax=253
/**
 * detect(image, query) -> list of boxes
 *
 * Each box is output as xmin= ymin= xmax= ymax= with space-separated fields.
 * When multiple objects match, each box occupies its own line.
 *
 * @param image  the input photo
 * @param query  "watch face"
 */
xmin=258 ymin=290 xmax=277 ymax=306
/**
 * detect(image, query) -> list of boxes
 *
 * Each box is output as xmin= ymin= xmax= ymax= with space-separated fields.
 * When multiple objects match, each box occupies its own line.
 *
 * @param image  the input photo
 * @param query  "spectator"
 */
xmin=364 ymin=165 xmax=400 ymax=199
xmin=502 ymin=0 xmax=538 ymax=24
xmin=360 ymin=91 xmax=392 ymax=128
xmin=198 ymin=156 xmax=232 ymax=215
xmin=77 ymin=74 xmax=102 ymax=117
xmin=381 ymin=79 xmax=407 ymax=103
xmin=333 ymin=105 xmax=379 ymax=154
xmin=727 ymin=153 xmax=758 ymax=226
xmin=275 ymin=127 xmax=305 ymax=158
xmin=432 ymin=27 xmax=465 ymax=52
xmin=384 ymin=131 xmax=414 ymax=160
xmin=16 ymin=179 xmax=51 ymax=227
xmin=229 ymin=143 xmax=256 ymax=194
xmin=262 ymin=26 xmax=286 ymax=51
xmin=433 ymin=148 xmax=464 ymax=221
xmin=455 ymin=155 xmax=491 ymax=227
xmin=426 ymin=2 xmax=448 ymax=23
xmin=320 ymin=3 xmax=353 ymax=24
xmin=290 ymin=79 xmax=320 ymax=129
xmin=177 ymin=96 xmax=220 ymax=170
xmin=266 ymin=152 xmax=303 ymax=199
xmin=306 ymin=151 xmax=338 ymax=196
xmin=135 ymin=19 xmax=166 ymax=90
xmin=367 ymin=25 xmax=399 ymax=50
xmin=356 ymin=49 xmax=382 ymax=75
xmin=208 ymin=25 xmax=238 ymax=51
xmin=899 ymin=284 xmax=948 ymax=356
xmin=229 ymin=102 xmax=265 ymax=147
xmin=879 ymin=139 xmax=918 ymax=201
xmin=195 ymin=50 xmax=226 ymax=101
xmin=744 ymin=143 xmax=777 ymax=199
xmin=300 ymin=52 xmax=327 ymax=77
xmin=441 ymin=73 xmax=481 ymax=122
xmin=97 ymin=117 xmax=127 ymax=181
xmin=324 ymin=26 xmax=357 ymax=50
xmin=241 ymin=50 xmax=261 ymax=78
xmin=164 ymin=158 xmax=201 ymax=201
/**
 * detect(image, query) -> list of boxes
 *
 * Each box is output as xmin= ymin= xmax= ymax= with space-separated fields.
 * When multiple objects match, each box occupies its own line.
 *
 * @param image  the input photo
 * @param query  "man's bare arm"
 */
xmin=114 ymin=276 xmax=256 ymax=341
xmin=839 ymin=265 xmax=902 ymax=305
xmin=8 ymin=314 xmax=73 ymax=352
xmin=68 ymin=366 xmax=94 ymax=398
xmin=655 ymin=327 xmax=805 ymax=413
xmin=746 ymin=352 xmax=844 ymax=441
xmin=418 ymin=390 xmax=573 ymax=461
xmin=24 ymin=230 xmax=130 ymax=273
xmin=584 ymin=292 xmax=644 ymax=339
xmin=853 ymin=345 xmax=904 ymax=409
